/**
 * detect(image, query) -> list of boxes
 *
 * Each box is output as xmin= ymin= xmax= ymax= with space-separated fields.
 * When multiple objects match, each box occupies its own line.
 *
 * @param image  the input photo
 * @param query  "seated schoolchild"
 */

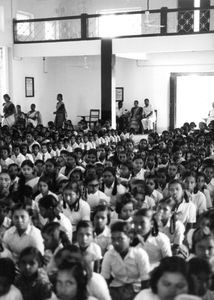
xmin=101 ymin=221 xmax=150 ymax=300
xmin=132 ymin=155 xmax=146 ymax=180
xmin=132 ymin=208 xmax=172 ymax=269
xmin=134 ymin=257 xmax=190 ymax=300
xmin=92 ymin=204 xmax=111 ymax=256
xmin=0 ymin=257 xmax=23 ymax=300
xmin=188 ymin=257 xmax=214 ymax=300
xmin=54 ymin=245 xmax=111 ymax=300
xmin=38 ymin=194 xmax=72 ymax=241
xmin=15 ymin=247 xmax=53 ymax=300
xmin=155 ymin=198 xmax=186 ymax=256
xmin=85 ymin=175 xmax=110 ymax=210
xmin=3 ymin=203 xmax=44 ymax=262
xmin=76 ymin=220 xmax=102 ymax=273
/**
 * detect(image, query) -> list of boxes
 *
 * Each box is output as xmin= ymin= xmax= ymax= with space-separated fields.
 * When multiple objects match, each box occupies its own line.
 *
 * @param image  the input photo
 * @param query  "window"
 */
xmin=97 ymin=8 xmax=142 ymax=38
xmin=16 ymin=11 xmax=34 ymax=37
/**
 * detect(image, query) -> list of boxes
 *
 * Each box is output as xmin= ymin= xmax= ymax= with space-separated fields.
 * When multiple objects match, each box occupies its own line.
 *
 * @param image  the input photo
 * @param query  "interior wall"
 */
xmin=13 ymin=0 xmax=178 ymax=18
xmin=11 ymin=56 xmax=101 ymax=126
xmin=0 ymin=0 xmax=13 ymax=46
xmin=116 ymin=51 xmax=214 ymax=132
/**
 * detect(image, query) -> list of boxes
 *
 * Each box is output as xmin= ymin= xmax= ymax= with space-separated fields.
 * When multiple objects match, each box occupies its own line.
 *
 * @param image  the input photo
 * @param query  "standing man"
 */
xmin=142 ymin=98 xmax=154 ymax=133
xmin=116 ymin=101 xmax=125 ymax=131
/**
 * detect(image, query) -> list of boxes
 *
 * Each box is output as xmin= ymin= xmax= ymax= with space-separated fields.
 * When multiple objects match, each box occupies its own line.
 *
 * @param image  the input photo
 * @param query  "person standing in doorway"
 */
xmin=54 ymin=93 xmax=67 ymax=129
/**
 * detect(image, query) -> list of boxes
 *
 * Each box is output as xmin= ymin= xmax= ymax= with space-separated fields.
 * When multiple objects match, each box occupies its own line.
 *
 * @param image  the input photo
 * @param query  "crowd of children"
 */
xmin=0 ymin=119 xmax=214 ymax=299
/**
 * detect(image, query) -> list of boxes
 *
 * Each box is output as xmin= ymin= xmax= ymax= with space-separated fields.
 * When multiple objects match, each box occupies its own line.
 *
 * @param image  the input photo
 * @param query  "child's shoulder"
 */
xmin=0 ymin=284 xmax=23 ymax=300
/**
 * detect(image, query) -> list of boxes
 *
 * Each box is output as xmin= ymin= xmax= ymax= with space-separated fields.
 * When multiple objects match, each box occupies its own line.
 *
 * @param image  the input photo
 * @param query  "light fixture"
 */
xmin=43 ymin=57 xmax=48 ymax=73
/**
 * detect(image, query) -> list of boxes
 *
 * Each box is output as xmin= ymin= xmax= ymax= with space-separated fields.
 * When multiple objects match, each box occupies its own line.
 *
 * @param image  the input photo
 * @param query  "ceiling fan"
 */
xmin=144 ymin=0 xmax=165 ymax=28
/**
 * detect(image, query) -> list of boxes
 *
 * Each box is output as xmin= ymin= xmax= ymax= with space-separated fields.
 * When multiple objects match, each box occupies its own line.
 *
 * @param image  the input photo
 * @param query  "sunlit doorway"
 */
xmin=170 ymin=72 xmax=214 ymax=129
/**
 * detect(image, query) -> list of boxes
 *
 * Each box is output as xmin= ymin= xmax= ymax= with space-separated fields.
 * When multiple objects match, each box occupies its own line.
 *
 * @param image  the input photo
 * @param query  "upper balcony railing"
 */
xmin=13 ymin=6 xmax=214 ymax=43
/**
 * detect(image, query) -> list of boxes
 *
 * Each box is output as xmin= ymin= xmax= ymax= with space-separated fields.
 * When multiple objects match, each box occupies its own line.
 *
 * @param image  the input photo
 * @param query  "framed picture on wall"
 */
xmin=25 ymin=77 xmax=34 ymax=97
xmin=116 ymin=87 xmax=124 ymax=102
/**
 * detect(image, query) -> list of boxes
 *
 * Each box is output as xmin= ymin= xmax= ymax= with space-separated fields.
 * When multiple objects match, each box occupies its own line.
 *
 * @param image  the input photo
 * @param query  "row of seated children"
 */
xmin=0 ymin=120 xmax=213 ymax=299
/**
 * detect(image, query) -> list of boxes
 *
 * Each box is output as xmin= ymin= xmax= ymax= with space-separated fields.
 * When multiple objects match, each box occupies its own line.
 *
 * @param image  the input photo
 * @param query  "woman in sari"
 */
xmin=130 ymin=100 xmax=143 ymax=134
xmin=2 ymin=94 xmax=16 ymax=127
xmin=54 ymin=93 xmax=67 ymax=129
xmin=27 ymin=104 xmax=42 ymax=127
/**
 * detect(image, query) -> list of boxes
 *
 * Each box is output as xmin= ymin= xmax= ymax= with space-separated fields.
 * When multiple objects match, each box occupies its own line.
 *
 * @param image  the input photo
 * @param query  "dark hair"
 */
xmin=21 ymin=160 xmax=34 ymax=169
xmin=188 ymin=257 xmax=212 ymax=276
xmin=39 ymin=194 xmax=61 ymax=220
xmin=42 ymin=222 xmax=71 ymax=248
xmin=56 ymin=260 xmax=88 ymax=300
xmin=134 ymin=208 xmax=158 ymax=236
xmin=38 ymin=176 xmax=52 ymax=189
xmin=76 ymin=220 xmax=93 ymax=233
xmin=0 ymin=258 xmax=15 ymax=283
xmin=115 ymin=192 xmax=134 ymax=214
xmin=102 ymin=167 xmax=119 ymax=196
xmin=192 ymin=227 xmax=214 ymax=253
xmin=150 ymin=257 xmax=189 ymax=294
xmin=111 ymin=220 xmax=132 ymax=236
xmin=158 ymin=198 xmax=177 ymax=235
xmin=19 ymin=246 xmax=43 ymax=267
xmin=3 ymin=94 xmax=10 ymax=101
xmin=168 ymin=179 xmax=190 ymax=203
xmin=92 ymin=204 xmax=111 ymax=225
xmin=11 ymin=203 xmax=31 ymax=215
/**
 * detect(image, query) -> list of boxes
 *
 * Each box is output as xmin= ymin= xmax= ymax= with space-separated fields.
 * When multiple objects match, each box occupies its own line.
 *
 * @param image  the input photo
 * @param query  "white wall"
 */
xmin=11 ymin=55 xmax=101 ymax=126
xmin=116 ymin=51 xmax=214 ymax=132
xmin=13 ymin=0 xmax=178 ymax=18
xmin=0 ymin=0 xmax=13 ymax=46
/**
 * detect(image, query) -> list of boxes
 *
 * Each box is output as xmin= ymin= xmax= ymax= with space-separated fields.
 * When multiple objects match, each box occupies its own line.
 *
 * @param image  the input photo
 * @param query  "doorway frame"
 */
xmin=169 ymin=72 xmax=214 ymax=130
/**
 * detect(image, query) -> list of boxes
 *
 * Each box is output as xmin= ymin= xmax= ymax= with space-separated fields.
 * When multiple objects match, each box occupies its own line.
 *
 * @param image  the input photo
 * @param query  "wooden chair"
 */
xmin=87 ymin=109 xmax=100 ymax=129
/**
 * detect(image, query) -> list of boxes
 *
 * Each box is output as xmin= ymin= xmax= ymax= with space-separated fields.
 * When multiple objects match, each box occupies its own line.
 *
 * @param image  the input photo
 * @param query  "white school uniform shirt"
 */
xmin=3 ymin=224 xmax=44 ymax=262
xmin=11 ymin=153 xmax=26 ymax=167
xmin=104 ymin=182 xmax=127 ymax=208
xmin=32 ymin=152 xmax=43 ymax=162
xmin=62 ymin=199 xmax=91 ymax=232
xmin=142 ymin=196 xmax=156 ymax=209
xmin=77 ymin=242 xmax=102 ymax=263
xmin=51 ymin=213 xmax=73 ymax=241
xmin=41 ymin=151 xmax=52 ymax=162
xmin=176 ymin=199 xmax=196 ymax=225
xmin=146 ymin=190 xmax=163 ymax=206
xmin=133 ymin=168 xmax=146 ymax=180
xmin=80 ymin=142 xmax=93 ymax=151
xmin=24 ymin=153 xmax=34 ymax=163
xmin=202 ymin=188 xmax=212 ymax=208
xmin=88 ymin=272 xmax=112 ymax=300
xmin=0 ymin=158 xmax=14 ymax=169
xmin=28 ymin=141 xmax=40 ymax=153
xmin=94 ymin=226 xmax=111 ymax=256
xmin=71 ymin=142 xmax=79 ymax=151
xmin=86 ymin=190 xmax=110 ymax=210
xmin=101 ymin=247 xmax=150 ymax=288
xmin=159 ymin=219 xmax=185 ymax=246
xmin=134 ymin=288 xmax=160 ymax=300
xmin=0 ymin=285 xmax=23 ymax=300
xmin=207 ymin=178 xmax=214 ymax=202
xmin=136 ymin=232 xmax=172 ymax=270
xmin=191 ymin=191 xmax=207 ymax=215
xmin=64 ymin=145 xmax=73 ymax=152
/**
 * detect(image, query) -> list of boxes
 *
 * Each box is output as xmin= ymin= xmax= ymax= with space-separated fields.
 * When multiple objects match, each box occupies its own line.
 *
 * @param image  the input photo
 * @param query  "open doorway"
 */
xmin=170 ymin=72 xmax=214 ymax=129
